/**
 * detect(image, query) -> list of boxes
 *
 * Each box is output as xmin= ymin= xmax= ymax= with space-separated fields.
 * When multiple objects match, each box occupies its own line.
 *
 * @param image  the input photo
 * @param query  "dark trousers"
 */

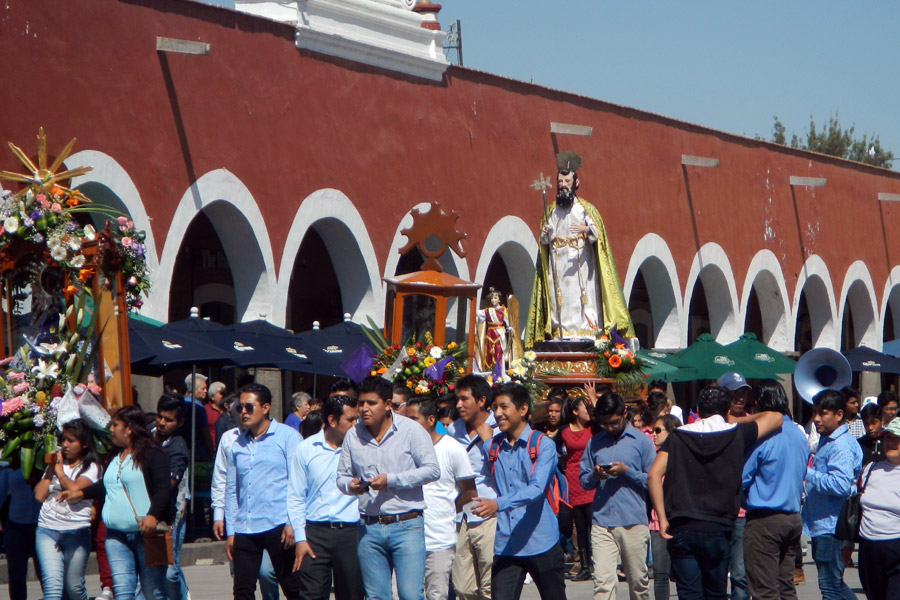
xmin=298 ymin=523 xmax=364 ymax=600
xmin=650 ymin=531 xmax=671 ymax=600
xmin=492 ymin=543 xmax=567 ymax=600
xmin=233 ymin=525 xmax=302 ymax=600
xmin=4 ymin=520 xmax=40 ymax=600
xmin=743 ymin=512 xmax=801 ymax=600
xmin=667 ymin=528 xmax=732 ymax=600
xmin=859 ymin=537 xmax=900 ymax=600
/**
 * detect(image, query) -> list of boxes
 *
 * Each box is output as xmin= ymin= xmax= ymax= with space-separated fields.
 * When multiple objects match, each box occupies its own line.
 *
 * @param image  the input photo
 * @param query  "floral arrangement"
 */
xmin=0 ymin=293 xmax=112 ymax=478
xmin=362 ymin=320 xmax=468 ymax=397
xmin=500 ymin=350 xmax=548 ymax=402
xmin=0 ymin=129 xmax=151 ymax=311
xmin=593 ymin=325 xmax=645 ymax=386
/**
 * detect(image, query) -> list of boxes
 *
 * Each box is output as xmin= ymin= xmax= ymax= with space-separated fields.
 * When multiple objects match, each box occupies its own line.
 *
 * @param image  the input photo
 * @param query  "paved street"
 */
xmin=1 ymin=544 xmax=866 ymax=599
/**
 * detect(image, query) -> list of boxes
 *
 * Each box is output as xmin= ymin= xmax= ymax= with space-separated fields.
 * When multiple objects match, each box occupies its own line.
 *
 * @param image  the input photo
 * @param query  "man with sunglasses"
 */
xmin=578 ymin=392 xmax=656 ymax=600
xmin=225 ymin=383 xmax=303 ymax=600
xmin=288 ymin=394 xmax=363 ymax=599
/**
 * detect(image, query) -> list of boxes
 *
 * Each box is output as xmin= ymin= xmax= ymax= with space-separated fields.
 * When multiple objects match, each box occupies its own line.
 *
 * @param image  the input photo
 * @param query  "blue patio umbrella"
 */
xmin=842 ymin=345 xmax=900 ymax=374
xmin=291 ymin=320 xmax=380 ymax=378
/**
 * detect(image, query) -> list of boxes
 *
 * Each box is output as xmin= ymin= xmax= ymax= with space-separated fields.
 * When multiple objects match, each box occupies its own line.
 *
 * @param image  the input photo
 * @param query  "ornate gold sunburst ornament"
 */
xmin=399 ymin=201 xmax=467 ymax=272
xmin=0 ymin=127 xmax=93 ymax=204
xmin=0 ymin=128 xmax=151 ymax=311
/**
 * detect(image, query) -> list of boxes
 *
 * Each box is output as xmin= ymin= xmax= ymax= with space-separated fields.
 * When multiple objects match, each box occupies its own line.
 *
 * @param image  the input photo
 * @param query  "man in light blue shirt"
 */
xmin=579 ymin=392 xmax=656 ymax=600
xmin=802 ymin=388 xmax=863 ymax=600
xmin=447 ymin=374 xmax=498 ymax=600
xmin=471 ymin=383 xmax=567 ymax=600
xmin=336 ymin=376 xmax=440 ymax=600
xmin=741 ymin=380 xmax=810 ymax=600
xmin=288 ymin=394 xmax=363 ymax=599
xmin=225 ymin=383 xmax=302 ymax=600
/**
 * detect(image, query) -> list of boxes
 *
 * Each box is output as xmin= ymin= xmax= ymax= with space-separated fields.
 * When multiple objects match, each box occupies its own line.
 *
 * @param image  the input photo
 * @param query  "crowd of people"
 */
xmin=2 ymin=370 xmax=900 ymax=600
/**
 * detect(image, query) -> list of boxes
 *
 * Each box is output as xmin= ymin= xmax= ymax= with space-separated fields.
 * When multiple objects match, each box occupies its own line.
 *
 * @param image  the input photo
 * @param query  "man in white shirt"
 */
xmin=408 ymin=397 xmax=477 ymax=600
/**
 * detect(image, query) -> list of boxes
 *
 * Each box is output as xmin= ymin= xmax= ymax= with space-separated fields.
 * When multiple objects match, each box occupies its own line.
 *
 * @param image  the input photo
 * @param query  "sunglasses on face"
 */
xmin=237 ymin=403 xmax=258 ymax=414
xmin=654 ymin=427 xmax=665 ymax=434
xmin=391 ymin=402 xmax=407 ymax=410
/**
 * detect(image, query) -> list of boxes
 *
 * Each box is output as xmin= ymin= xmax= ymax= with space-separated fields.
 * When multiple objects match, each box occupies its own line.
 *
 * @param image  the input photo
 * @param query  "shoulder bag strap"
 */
xmin=118 ymin=454 xmax=142 ymax=526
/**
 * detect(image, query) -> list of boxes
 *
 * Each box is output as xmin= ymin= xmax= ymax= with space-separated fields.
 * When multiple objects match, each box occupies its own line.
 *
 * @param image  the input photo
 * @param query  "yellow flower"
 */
xmin=370 ymin=370 xmax=377 ymax=376
xmin=458 ymin=368 xmax=465 ymax=374
xmin=424 ymin=357 xmax=436 ymax=367
xmin=406 ymin=380 xmax=414 ymax=389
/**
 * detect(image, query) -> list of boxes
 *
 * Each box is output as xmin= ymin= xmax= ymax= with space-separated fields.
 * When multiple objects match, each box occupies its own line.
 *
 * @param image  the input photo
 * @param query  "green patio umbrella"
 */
xmin=726 ymin=332 xmax=797 ymax=374
xmin=668 ymin=333 xmax=776 ymax=382
xmin=635 ymin=349 xmax=694 ymax=382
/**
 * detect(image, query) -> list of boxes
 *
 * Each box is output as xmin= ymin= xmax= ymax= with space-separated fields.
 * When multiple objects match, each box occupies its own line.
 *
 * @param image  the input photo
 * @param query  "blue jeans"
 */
xmin=105 ymin=528 xmax=168 ymax=600
xmin=357 ymin=516 xmax=426 ymax=600
xmin=668 ymin=528 xmax=732 ymax=600
xmin=166 ymin=517 xmax=189 ymax=600
xmin=730 ymin=517 xmax=749 ymax=600
xmin=35 ymin=526 xmax=92 ymax=600
xmin=810 ymin=535 xmax=856 ymax=600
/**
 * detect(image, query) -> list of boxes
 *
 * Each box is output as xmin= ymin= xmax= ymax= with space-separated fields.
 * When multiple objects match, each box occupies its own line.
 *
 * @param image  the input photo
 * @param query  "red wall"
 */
xmin=3 ymin=0 xmax=900 ymax=299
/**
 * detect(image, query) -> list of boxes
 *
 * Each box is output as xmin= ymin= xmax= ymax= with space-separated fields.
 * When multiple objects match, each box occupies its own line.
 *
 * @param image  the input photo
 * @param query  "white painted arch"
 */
xmin=383 ymin=202 xmax=470 ymax=282
xmin=881 ymin=266 xmax=900 ymax=342
xmin=792 ymin=254 xmax=838 ymax=350
xmin=740 ymin=249 xmax=793 ymax=351
xmin=623 ymin=233 xmax=683 ymax=349
xmin=273 ymin=188 xmax=383 ymax=328
xmin=473 ymin=216 xmax=538 ymax=333
xmin=683 ymin=243 xmax=740 ymax=346
xmin=156 ymin=169 xmax=276 ymax=324
xmin=838 ymin=261 xmax=880 ymax=350
xmin=67 ymin=150 xmax=161 ymax=281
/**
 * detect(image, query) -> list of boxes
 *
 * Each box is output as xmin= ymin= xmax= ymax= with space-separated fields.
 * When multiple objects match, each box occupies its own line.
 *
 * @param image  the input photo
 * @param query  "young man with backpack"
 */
xmin=471 ymin=382 xmax=568 ymax=600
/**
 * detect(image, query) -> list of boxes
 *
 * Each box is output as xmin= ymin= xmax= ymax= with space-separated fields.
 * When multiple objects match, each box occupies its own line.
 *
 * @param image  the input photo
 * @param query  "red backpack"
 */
xmin=487 ymin=430 xmax=571 ymax=514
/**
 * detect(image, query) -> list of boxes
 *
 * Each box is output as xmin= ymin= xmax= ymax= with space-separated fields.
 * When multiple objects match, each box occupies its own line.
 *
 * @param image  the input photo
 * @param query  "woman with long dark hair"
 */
xmin=560 ymin=393 xmax=595 ymax=581
xmin=34 ymin=419 xmax=102 ymax=600
xmin=60 ymin=405 xmax=171 ymax=600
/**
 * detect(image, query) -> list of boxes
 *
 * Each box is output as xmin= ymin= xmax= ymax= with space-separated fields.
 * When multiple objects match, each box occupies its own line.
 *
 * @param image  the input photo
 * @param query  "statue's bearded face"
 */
xmin=556 ymin=171 xmax=577 ymax=207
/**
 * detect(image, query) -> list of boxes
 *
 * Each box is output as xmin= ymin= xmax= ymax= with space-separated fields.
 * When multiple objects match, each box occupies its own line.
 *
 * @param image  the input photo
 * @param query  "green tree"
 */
xmin=769 ymin=114 xmax=894 ymax=169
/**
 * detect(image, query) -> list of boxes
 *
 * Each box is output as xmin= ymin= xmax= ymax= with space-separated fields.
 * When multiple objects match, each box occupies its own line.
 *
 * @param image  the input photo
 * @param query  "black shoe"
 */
xmin=571 ymin=569 xmax=592 ymax=582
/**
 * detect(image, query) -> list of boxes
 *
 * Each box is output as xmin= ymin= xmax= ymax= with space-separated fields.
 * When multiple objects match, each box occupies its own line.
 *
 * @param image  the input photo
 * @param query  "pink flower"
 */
xmin=7 ymin=371 xmax=26 ymax=381
xmin=13 ymin=382 xmax=29 ymax=394
xmin=0 ymin=356 xmax=14 ymax=366
xmin=1 ymin=397 xmax=24 ymax=416
xmin=50 ymin=203 xmax=62 ymax=213
xmin=36 ymin=194 xmax=47 ymax=203
xmin=117 ymin=216 xmax=128 ymax=225
xmin=128 ymin=276 xmax=139 ymax=287
xmin=121 ymin=236 xmax=132 ymax=247
xmin=126 ymin=220 xmax=134 ymax=229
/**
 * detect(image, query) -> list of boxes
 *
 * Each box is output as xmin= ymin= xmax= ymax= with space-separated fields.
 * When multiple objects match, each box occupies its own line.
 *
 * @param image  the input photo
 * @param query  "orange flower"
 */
xmin=67 ymin=197 xmax=80 ymax=207
xmin=407 ymin=348 xmax=416 ymax=357
xmin=51 ymin=186 xmax=64 ymax=197
xmin=608 ymin=355 xmax=622 ymax=368
xmin=64 ymin=284 xmax=78 ymax=301
xmin=78 ymin=268 xmax=94 ymax=283
xmin=604 ymin=351 xmax=611 ymax=358
xmin=377 ymin=366 xmax=387 ymax=374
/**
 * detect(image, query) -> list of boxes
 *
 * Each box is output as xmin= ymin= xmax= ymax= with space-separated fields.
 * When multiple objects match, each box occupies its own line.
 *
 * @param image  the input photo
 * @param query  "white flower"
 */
xmin=50 ymin=245 xmax=67 ymax=261
xmin=32 ymin=359 xmax=59 ymax=382
xmin=512 ymin=364 xmax=527 ymax=377
xmin=83 ymin=225 xmax=96 ymax=241
xmin=33 ymin=414 xmax=45 ymax=428
xmin=70 ymin=254 xmax=85 ymax=268
xmin=3 ymin=216 xmax=18 ymax=234
xmin=429 ymin=346 xmax=443 ymax=359
xmin=524 ymin=350 xmax=537 ymax=362
xmin=47 ymin=235 xmax=62 ymax=249
xmin=23 ymin=217 xmax=33 ymax=227
xmin=67 ymin=236 xmax=81 ymax=251
xmin=36 ymin=341 xmax=67 ymax=357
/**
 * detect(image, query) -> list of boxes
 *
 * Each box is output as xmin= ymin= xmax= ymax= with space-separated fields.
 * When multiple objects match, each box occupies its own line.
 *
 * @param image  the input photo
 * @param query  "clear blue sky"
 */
xmin=205 ymin=1 xmax=900 ymax=168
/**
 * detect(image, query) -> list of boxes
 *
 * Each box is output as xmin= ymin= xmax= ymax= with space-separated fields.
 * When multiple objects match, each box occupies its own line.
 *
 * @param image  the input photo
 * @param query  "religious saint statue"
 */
xmin=475 ymin=288 xmax=520 ymax=375
xmin=525 ymin=151 xmax=633 ymax=347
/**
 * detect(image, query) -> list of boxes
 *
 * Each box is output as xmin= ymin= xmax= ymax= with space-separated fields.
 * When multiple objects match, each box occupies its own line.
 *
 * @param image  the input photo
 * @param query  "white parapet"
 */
xmin=234 ymin=0 xmax=450 ymax=81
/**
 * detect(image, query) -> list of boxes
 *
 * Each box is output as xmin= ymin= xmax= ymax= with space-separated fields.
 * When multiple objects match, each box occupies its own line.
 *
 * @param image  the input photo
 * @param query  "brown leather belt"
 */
xmin=362 ymin=510 xmax=422 ymax=525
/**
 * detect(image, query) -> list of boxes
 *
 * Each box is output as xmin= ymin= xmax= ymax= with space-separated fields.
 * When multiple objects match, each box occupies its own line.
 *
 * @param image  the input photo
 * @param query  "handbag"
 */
xmin=120 ymin=456 xmax=174 ymax=566
xmin=834 ymin=463 xmax=873 ymax=542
